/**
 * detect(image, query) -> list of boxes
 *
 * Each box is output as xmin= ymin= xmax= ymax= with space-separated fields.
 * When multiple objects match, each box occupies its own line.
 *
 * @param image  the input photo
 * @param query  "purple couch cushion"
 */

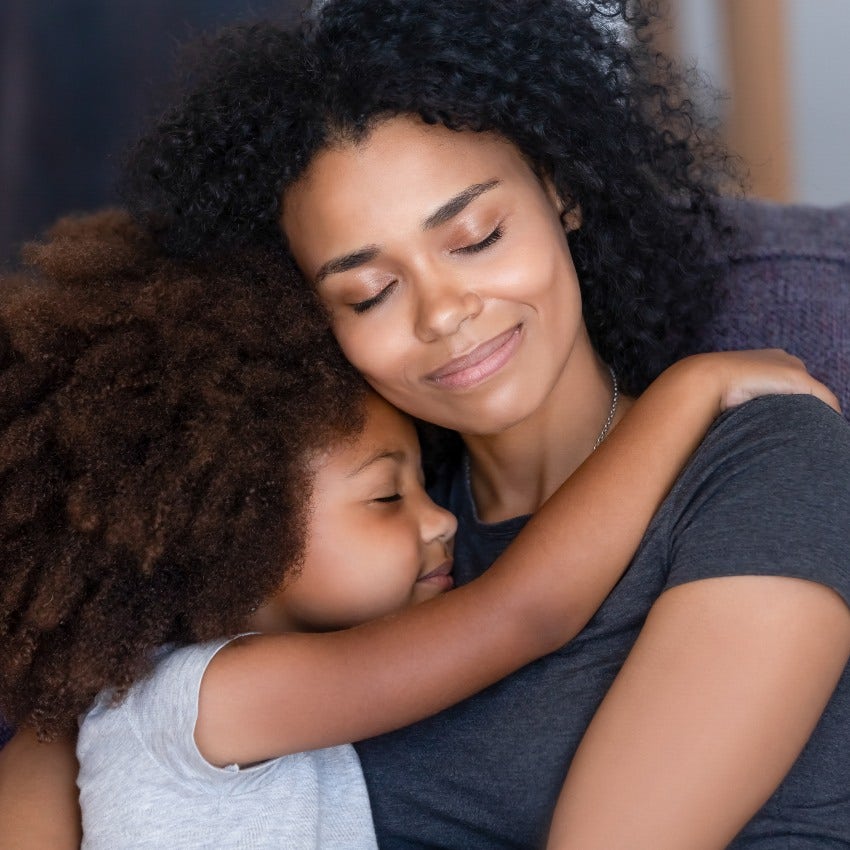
xmin=693 ymin=199 xmax=850 ymax=414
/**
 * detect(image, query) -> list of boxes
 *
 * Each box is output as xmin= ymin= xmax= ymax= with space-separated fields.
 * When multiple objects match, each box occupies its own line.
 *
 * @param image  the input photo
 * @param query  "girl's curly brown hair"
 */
xmin=0 ymin=209 xmax=367 ymax=740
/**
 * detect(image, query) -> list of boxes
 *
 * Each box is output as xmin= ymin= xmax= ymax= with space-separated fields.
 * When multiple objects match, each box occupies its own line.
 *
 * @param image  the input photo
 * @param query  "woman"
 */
xmin=4 ymin=1 xmax=850 ymax=847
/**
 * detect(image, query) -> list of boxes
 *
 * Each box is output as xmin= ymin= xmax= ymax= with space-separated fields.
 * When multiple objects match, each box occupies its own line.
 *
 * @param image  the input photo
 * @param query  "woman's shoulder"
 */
xmin=705 ymin=393 xmax=848 ymax=456
xmin=673 ymin=393 xmax=850 ymax=511
xmin=659 ymin=394 xmax=850 ymax=604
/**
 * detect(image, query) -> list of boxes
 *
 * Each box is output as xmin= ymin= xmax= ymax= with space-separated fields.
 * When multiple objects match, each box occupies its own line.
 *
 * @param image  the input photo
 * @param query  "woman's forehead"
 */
xmin=295 ymin=118 xmax=526 ymax=193
xmin=280 ymin=117 xmax=534 ymax=257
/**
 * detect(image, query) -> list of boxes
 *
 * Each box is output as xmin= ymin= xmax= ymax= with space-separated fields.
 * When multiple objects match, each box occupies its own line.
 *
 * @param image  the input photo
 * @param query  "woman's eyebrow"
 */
xmin=421 ymin=179 xmax=500 ymax=231
xmin=315 ymin=246 xmax=381 ymax=285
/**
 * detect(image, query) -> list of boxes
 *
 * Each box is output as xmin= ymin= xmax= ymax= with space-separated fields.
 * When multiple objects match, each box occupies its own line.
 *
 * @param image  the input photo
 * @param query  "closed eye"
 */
xmin=374 ymin=494 xmax=402 ymax=503
xmin=454 ymin=225 xmax=503 ymax=255
xmin=352 ymin=281 xmax=397 ymax=314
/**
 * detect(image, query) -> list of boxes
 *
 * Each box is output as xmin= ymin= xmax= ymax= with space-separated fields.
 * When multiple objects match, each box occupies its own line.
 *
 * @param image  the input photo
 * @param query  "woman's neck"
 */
xmin=462 ymin=347 xmax=633 ymax=522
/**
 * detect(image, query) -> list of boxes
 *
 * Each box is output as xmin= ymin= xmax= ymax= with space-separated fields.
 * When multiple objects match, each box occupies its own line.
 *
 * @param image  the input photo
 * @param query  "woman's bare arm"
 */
xmin=547 ymin=576 xmax=850 ymax=849
xmin=0 ymin=729 xmax=81 ymax=850
xmin=197 ymin=350 xmax=839 ymax=767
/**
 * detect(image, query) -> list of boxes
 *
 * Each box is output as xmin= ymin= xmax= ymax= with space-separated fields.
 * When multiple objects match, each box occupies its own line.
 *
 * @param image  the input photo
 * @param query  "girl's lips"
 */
xmin=426 ymin=325 xmax=522 ymax=390
xmin=417 ymin=560 xmax=455 ymax=591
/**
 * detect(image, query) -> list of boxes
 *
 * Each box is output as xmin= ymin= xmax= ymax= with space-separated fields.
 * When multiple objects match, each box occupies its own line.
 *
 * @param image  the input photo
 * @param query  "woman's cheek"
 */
xmin=338 ymin=321 xmax=409 ymax=388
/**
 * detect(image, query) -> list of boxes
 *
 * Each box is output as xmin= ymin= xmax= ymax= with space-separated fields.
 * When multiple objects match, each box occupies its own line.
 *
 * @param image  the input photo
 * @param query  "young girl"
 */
xmin=0 ymin=210 xmax=836 ymax=849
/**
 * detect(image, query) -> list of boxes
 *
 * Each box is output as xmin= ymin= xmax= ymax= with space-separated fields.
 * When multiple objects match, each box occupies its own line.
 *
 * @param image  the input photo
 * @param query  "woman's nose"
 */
xmin=413 ymin=276 xmax=483 ymax=341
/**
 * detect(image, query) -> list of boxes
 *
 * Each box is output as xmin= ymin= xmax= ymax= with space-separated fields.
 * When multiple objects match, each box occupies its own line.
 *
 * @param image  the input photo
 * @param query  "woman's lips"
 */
xmin=426 ymin=325 xmax=522 ymax=390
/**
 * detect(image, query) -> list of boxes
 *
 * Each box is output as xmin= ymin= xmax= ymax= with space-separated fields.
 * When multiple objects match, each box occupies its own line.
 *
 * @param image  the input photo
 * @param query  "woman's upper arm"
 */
xmin=548 ymin=574 xmax=850 ymax=850
xmin=0 ymin=728 xmax=81 ymax=850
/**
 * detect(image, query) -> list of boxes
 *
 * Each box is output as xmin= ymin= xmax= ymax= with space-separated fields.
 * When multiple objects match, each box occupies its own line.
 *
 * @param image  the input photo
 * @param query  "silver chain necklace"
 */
xmin=464 ymin=366 xmax=620 ymax=510
xmin=592 ymin=366 xmax=619 ymax=451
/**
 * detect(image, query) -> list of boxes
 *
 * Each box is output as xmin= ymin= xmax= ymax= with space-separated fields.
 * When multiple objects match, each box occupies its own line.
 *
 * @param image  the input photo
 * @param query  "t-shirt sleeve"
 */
xmin=662 ymin=394 xmax=850 ymax=607
xmin=121 ymin=637 xmax=245 ymax=785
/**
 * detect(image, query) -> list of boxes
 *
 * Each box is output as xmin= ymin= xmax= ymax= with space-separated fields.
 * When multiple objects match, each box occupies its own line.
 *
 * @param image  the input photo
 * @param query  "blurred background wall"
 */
xmin=0 ymin=0 xmax=302 ymax=263
xmin=666 ymin=0 xmax=850 ymax=205
xmin=1 ymin=0 xmax=849 ymax=263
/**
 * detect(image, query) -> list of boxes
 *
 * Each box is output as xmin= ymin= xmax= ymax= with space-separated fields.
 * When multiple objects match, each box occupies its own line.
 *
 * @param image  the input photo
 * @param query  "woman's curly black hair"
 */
xmin=0 ymin=209 xmax=366 ymax=740
xmin=123 ymin=0 xmax=738 ymax=397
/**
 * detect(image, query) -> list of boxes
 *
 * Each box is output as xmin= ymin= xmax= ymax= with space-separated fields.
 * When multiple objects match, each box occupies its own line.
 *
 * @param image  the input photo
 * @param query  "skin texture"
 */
xmin=119 ymin=2 xmax=731 ymax=400
xmin=196 ymin=351 xmax=838 ymax=769
xmin=548 ymin=573 xmax=850 ymax=848
xmin=0 ymin=11 xmax=845 ymax=847
xmin=1 ymin=123 xmax=843 ymax=848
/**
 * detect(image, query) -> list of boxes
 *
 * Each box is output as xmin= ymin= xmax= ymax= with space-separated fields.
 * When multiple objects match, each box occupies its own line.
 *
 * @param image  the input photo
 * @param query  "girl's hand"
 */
xmin=681 ymin=349 xmax=841 ymax=414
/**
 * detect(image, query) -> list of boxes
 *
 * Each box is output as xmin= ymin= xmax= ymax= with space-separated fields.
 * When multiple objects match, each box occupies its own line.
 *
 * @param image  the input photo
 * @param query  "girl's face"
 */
xmin=261 ymin=392 xmax=456 ymax=633
xmin=282 ymin=116 xmax=588 ymax=436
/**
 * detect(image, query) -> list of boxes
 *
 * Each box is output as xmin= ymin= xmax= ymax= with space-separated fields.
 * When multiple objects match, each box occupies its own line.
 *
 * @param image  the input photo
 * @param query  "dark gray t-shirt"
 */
xmin=355 ymin=396 xmax=850 ymax=848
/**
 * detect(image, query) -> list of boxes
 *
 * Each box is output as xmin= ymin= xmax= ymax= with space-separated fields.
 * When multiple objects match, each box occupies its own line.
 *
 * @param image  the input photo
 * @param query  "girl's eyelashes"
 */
xmin=454 ymin=224 xmax=503 ymax=255
xmin=373 ymin=493 xmax=402 ymax=503
xmin=352 ymin=281 xmax=397 ymax=314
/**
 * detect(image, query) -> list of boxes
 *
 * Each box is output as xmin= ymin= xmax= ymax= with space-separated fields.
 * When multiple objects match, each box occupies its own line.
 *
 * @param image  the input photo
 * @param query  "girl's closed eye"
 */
xmin=373 ymin=493 xmax=402 ymax=503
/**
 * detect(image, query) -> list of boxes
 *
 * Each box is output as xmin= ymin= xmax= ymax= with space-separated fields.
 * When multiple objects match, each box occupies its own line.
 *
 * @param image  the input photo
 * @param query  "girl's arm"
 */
xmin=197 ymin=349 xmax=839 ymax=767
xmin=0 ymin=729 xmax=81 ymax=850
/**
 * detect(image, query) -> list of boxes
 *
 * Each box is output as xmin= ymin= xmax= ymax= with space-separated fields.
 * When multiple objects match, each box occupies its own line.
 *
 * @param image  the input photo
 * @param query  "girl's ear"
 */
xmin=543 ymin=177 xmax=582 ymax=233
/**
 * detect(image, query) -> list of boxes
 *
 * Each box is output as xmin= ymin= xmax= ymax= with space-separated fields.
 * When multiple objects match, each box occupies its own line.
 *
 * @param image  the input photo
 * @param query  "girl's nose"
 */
xmin=420 ymin=496 xmax=458 ymax=547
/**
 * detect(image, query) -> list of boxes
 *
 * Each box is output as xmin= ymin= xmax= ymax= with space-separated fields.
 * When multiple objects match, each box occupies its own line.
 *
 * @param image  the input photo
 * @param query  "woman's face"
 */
xmin=282 ymin=116 xmax=587 ymax=436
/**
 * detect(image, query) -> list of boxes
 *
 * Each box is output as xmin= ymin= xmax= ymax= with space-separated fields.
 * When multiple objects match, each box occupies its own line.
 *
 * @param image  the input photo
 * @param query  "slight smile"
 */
xmin=426 ymin=325 xmax=523 ymax=390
